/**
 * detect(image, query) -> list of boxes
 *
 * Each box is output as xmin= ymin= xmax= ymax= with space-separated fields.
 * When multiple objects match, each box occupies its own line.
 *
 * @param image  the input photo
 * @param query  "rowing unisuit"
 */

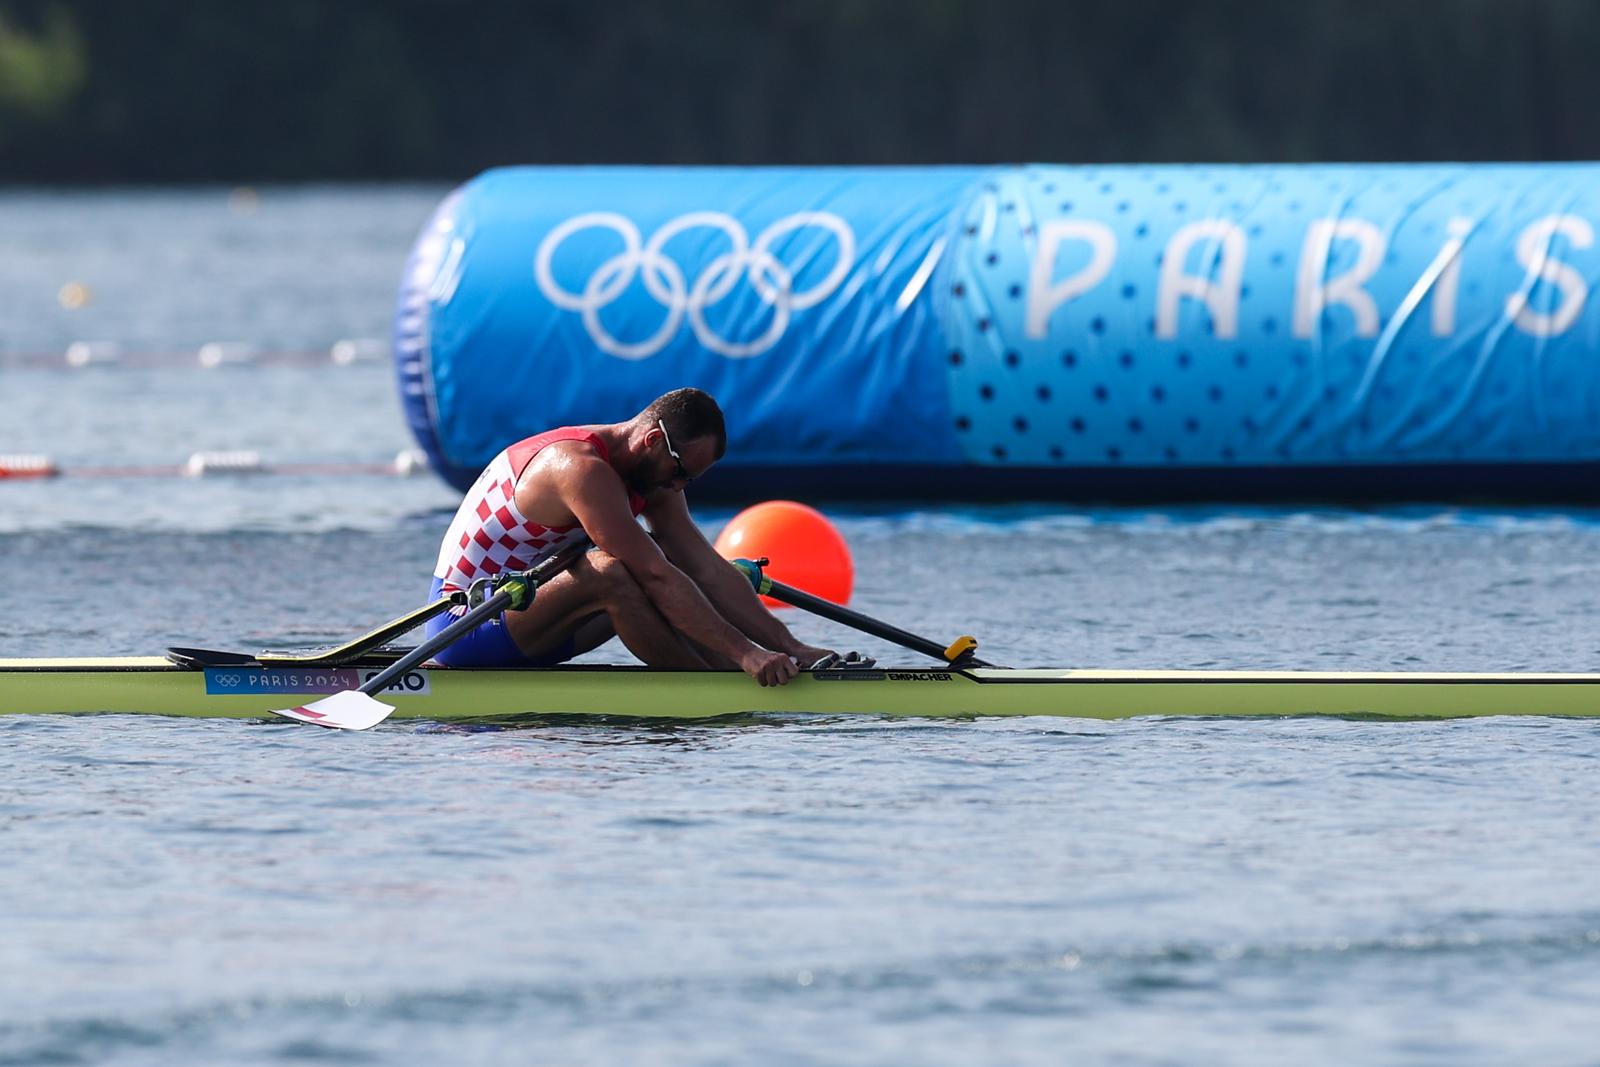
xmin=433 ymin=427 xmax=645 ymax=594
xmin=425 ymin=428 xmax=645 ymax=668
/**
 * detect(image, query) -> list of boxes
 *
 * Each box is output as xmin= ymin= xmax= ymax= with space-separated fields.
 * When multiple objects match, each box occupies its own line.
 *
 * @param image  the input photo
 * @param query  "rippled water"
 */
xmin=4 ymin=188 xmax=1600 ymax=1066
xmin=5 ymin=711 xmax=1600 ymax=1066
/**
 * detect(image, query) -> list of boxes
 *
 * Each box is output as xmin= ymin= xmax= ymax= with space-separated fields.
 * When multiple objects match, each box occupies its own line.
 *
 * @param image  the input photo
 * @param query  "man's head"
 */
xmin=629 ymin=388 xmax=726 ymax=493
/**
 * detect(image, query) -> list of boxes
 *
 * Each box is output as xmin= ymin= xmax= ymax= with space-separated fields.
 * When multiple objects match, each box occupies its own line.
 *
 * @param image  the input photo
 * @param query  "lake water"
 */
xmin=3 ymin=187 xmax=1600 ymax=1066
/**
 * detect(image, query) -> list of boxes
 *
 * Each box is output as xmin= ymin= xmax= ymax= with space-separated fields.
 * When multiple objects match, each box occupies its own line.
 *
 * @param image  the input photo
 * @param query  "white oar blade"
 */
xmin=272 ymin=690 xmax=395 ymax=731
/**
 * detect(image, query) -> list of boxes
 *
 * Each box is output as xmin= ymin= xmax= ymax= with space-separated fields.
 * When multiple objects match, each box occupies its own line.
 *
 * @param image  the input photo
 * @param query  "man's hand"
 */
xmin=792 ymin=645 xmax=836 ymax=669
xmin=801 ymin=650 xmax=878 ymax=670
xmin=739 ymin=648 xmax=800 ymax=686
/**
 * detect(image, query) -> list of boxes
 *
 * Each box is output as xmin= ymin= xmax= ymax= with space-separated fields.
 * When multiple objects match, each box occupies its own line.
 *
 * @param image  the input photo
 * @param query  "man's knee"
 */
xmin=583 ymin=550 xmax=647 ymax=603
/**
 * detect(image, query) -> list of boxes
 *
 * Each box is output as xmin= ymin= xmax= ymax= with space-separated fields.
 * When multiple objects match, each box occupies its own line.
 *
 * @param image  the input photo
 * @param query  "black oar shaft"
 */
xmin=357 ymin=587 xmax=516 ymax=695
xmin=356 ymin=538 xmax=593 ymax=696
xmin=759 ymin=574 xmax=992 ymax=668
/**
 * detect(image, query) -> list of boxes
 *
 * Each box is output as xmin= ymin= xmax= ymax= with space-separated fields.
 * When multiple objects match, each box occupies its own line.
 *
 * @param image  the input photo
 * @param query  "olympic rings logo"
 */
xmin=534 ymin=210 xmax=855 ymax=359
xmin=213 ymin=674 xmax=240 ymax=688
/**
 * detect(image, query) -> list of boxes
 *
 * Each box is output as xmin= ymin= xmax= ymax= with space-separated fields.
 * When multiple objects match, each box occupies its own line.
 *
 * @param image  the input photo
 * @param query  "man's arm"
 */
xmin=644 ymin=491 xmax=835 ymax=666
xmin=554 ymin=455 xmax=799 ymax=685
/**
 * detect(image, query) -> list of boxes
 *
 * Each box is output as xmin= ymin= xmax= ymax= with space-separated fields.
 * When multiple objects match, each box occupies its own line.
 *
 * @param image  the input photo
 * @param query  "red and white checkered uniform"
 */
xmin=433 ymin=428 xmax=644 ymax=593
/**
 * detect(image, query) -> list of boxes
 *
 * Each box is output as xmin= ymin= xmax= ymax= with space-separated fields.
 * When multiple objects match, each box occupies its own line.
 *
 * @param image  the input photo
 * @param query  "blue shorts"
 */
xmin=425 ymin=576 xmax=578 ymax=668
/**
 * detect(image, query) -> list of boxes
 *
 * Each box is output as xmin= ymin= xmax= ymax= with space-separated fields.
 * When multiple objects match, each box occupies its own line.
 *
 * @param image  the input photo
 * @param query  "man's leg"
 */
xmin=501 ymin=550 xmax=710 ymax=667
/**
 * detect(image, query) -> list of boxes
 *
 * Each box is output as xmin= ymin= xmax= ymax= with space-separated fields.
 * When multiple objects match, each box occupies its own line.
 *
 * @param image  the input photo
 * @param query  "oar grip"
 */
xmin=731 ymin=557 xmax=772 ymax=595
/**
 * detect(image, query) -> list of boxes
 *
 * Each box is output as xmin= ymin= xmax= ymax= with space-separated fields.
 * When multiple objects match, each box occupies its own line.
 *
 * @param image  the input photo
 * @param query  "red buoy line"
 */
xmin=3 ymin=340 xmax=415 ymax=479
xmin=0 ymin=338 xmax=388 ymax=370
xmin=0 ymin=450 xmax=431 ymax=480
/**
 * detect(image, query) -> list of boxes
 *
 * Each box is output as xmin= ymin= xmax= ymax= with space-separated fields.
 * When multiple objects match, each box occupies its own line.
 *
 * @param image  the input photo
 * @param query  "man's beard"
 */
xmin=622 ymin=459 xmax=663 ymax=495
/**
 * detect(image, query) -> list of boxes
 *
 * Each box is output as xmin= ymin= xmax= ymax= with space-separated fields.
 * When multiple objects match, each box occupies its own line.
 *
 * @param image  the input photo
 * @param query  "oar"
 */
xmin=255 ymin=596 xmax=461 ymax=666
xmin=273 ymin=540 xmax=591 ymax=730
xmin=730 ymin=558 xmax=994 ymax=668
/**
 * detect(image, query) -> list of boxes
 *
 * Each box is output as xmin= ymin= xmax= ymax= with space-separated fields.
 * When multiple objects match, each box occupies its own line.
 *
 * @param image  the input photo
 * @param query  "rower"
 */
xmin=425 ymin=388 xmax=836 ymax=686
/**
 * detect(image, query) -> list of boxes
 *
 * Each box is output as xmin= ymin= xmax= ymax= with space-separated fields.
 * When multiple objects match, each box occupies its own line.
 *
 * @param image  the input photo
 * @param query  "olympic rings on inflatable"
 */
xmin=534 ymin=210 xmax=855 ymax=358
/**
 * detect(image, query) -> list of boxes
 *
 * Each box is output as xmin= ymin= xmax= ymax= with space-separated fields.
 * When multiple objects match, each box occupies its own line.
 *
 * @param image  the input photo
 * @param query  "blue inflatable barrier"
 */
xmin=396 ymin=164 xmax=1600 ymax=500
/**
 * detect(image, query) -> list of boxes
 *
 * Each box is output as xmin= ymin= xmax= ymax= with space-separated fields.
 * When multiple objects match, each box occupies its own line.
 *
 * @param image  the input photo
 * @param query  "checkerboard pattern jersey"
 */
xmin=433 ymin=449 xmax=586 ymax=592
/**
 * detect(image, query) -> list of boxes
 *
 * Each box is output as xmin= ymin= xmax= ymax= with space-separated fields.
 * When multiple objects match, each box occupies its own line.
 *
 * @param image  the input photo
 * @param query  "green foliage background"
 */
xmin=1 ymin=0 xmax=1595 ymax=183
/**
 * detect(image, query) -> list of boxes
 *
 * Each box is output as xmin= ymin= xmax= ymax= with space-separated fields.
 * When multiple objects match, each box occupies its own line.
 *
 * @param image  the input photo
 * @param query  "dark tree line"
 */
xmin=2 ymin=0 xmax=1598 ymax=183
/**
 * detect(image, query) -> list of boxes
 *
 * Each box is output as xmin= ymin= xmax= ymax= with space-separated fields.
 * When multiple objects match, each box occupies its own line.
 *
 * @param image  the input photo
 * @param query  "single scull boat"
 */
xmin=4 ymin=653 xmax=1600 ymax=721
xmin=8 ymin=556 xmax=1595 ymax=726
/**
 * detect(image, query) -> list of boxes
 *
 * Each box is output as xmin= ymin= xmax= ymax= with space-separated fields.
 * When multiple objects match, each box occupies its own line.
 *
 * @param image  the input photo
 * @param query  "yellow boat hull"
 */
xmin=4 ymin=658 xmax=1600 ymax=720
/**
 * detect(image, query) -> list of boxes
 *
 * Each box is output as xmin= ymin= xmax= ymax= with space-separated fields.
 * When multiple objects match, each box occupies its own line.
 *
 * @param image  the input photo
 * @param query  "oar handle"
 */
xmin=731 ymin=558 xmax=991 ymax=667
xmin=357 ymin=539 xmax=593 ymax=696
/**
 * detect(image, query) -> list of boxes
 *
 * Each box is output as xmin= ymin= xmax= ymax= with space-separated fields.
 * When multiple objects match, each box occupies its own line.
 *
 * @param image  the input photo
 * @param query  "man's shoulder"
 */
xmin=528 ymin=438 xmax=610 ymax=475
xmin=518 ymin=439 xmax=624 ymax=504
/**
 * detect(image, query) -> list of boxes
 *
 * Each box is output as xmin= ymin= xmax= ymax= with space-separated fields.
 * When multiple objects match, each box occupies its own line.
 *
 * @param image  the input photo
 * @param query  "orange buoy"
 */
xmin=713 ymin=501 xmax=853 ymax=608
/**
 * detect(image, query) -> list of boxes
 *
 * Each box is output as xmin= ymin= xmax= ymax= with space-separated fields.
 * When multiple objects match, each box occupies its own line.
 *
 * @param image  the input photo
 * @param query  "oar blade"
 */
xmin=272 ymin=690 xmax=396 ymax=731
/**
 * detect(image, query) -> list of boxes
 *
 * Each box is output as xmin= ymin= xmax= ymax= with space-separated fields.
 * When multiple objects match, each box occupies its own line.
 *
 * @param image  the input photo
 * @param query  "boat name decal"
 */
xmin=358 ymin=668 xmax=432 ymax=695
xmin=204 ymin=668 xmax=432 ymax=696
xmin=812 ymin=670 xmax=953 ymax=682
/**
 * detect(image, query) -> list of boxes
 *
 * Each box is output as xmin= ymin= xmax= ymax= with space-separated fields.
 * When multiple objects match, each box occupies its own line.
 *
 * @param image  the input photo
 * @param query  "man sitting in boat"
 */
xmin=426 ymin=387 xmax=833 ymax=686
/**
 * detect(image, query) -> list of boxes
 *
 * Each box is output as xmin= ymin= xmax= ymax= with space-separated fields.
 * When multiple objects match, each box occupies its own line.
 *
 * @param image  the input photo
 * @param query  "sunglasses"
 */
xmin=657 ymin=419 xmax=693 ymax=483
